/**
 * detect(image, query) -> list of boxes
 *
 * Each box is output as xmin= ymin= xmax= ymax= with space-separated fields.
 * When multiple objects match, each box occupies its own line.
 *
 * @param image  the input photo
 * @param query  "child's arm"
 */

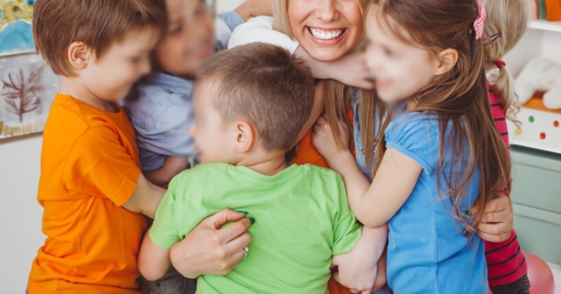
xmin=138 ymin=228 xmax=171 ymax=281
xmin=123 ymin=174 xmax=166 ymax=219
xmin=331 ymin=226 xmax=388 ymax=292
xmin=63 ymin=127 xmax=166 ymax=220
xmin=233 ymin=0 xmax=272 ymax=22
xmin=138 ymin=179 xmax=183 ymax=280
xmin=312 ymin=117 xmax=422 ymax=228
xmin=144 ymin=156 xmax=190 ymax=188
xmin=228 ymin=17 xmax=374 ymax=89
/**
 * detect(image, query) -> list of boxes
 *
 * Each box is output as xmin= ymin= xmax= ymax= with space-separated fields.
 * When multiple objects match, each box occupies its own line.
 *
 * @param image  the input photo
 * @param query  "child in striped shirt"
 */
xmin=483 ymin=0 xmax=530 ymax=292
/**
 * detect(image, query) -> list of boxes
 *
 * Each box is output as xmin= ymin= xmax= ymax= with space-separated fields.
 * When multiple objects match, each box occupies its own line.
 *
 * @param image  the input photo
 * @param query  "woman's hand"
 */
xmin=311 ymin=116 xmax=352 ymax=169
xmin=169 ymin=209 xmax=253 ymax=279
xmin=476 ymin=194 xmax=514 ymax=243
xmin=302 ymin=48 xmax=374 ymax=90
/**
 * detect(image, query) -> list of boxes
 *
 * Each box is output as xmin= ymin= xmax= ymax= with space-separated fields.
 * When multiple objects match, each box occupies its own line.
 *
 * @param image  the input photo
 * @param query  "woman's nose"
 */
xmin=314 ymin=0 xmax=339 ymax=22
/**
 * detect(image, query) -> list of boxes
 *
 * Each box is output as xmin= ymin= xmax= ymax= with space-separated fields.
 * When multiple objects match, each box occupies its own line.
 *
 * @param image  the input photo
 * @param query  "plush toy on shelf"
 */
xmin=516 ymin=57 xmax=561 ymax=110
xmin=508 ymin=58 xmax=561 ymax=153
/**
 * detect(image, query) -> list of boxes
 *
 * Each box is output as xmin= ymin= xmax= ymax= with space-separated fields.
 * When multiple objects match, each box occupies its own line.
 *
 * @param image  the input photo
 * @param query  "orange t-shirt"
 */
xmin=27 ymin=94 xmax=147 ymax=294
xmin=294 ymin=109 xmax=356 ymax=294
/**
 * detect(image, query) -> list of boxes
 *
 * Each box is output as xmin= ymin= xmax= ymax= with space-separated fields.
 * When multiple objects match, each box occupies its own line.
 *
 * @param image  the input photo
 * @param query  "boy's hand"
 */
xmin=474 ymin=194 xmax=514 ymax=242
xmin=311 ymin=116 xmax=352 ymax=169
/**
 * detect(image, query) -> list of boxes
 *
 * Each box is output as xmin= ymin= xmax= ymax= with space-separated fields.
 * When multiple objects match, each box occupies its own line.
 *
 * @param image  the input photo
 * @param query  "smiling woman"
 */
xmin=278 ymin=0 xmax=364 ymax=62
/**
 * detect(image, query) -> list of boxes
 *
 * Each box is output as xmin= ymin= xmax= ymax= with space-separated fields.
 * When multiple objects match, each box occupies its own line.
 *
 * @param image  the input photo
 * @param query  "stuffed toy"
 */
xmin=516 ymin=57 xmax=561 ymax=109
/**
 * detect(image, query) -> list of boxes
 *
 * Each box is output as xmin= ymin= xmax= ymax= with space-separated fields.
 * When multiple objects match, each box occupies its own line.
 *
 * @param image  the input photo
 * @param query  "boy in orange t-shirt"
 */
xmin=27 ymin=1 xmax=168 ymax=293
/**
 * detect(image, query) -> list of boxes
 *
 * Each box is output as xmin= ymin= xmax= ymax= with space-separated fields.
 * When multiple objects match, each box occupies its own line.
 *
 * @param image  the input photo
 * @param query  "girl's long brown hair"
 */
xmin=371 ymin=0 xmax=512 ymax=236
xmin=273 ymin=0 xmax=385 ymax=169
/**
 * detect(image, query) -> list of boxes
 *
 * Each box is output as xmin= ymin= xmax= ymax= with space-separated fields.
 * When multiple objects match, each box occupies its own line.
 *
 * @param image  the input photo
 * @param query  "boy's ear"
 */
xmin=434 ymin=48 xmax=459 ymax=76
xmin=234 ymin=120 xmax=255 ymax=153
xmin=68 ymin=42 xmax=92 ymax=70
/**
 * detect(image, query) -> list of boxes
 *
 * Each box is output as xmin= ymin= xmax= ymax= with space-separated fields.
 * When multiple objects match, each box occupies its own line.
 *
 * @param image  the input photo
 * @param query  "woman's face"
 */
xmin=288 ymin=0 xmax=364 ymax=62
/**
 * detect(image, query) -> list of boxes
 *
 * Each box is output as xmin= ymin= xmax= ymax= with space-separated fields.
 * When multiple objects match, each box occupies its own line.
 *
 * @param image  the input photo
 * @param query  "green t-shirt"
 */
xmin=150 ymin=163 xmax=361 ymax=294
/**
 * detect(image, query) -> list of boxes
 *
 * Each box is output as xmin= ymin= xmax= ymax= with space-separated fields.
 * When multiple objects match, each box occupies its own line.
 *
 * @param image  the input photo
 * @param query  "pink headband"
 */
xmin=473 ymin=0 xmax=486 ymax=40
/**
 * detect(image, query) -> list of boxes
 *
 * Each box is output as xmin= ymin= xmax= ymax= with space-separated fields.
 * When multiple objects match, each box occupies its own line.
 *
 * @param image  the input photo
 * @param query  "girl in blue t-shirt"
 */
xmin=311 ymin=0 xmax=511 ymax=293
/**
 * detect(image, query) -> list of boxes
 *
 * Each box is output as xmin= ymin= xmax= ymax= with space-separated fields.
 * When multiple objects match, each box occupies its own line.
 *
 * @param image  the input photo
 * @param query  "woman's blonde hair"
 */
xmin=483 ymin=0 xmax=528 ymax=123
xmin=272 ymin=0 xmax=384 ymax=169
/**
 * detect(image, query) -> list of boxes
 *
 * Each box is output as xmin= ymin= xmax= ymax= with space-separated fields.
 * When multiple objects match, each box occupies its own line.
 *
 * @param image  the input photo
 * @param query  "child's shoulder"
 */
xmin=386 ymin=111 xmax=440 ymax=142
xmin=292 ymin=164 xmax=344 ymax=184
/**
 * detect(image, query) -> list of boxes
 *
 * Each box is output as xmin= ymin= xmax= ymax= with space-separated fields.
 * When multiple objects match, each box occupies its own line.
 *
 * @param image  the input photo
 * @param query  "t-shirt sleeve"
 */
xmin=135 ymin=95 xmax=197 ymax=166
xmin=62 ymin=127 xmax=141 ymax=206
xmin=332 ymin=175 xmax=362 ymax=255
xmin=385 ymin=116 xmax=439 ymax=174
xmin=215 ymin=12 xmax=245 ymax=51
xmin=150 ymin=176 xmax=182 ymax=249
xmin=228 ymin=16 xmax=300 ymax=55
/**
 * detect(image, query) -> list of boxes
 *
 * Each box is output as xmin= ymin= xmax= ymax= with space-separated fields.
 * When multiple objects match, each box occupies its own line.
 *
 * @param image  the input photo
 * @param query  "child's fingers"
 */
xmin=481 ymin=208 xmax=510 ymax=224
xmin=477 ymin=222 xmax=511 ymax=238
xmin=206 ymin=209 xmax=248 ymax=230
xmin=478 ymin=231 xmax=511 ymax=243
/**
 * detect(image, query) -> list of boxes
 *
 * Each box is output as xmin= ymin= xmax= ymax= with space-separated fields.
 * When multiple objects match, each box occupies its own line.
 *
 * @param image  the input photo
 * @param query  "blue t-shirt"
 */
xmin=384 ymin=112 xmax=488 ymax=293
xmin=123 ymin=12 xmax=244 ymax=171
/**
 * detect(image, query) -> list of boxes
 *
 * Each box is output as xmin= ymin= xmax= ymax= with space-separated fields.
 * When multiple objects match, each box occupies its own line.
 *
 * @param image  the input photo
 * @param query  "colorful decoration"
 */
xmin=0 ymin=0 xmax=36 ymax=56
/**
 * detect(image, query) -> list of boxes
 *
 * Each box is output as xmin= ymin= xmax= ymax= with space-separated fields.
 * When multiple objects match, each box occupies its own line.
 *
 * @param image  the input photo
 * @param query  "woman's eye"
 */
xmin=130 ymin=57 xmax=141 ymax=64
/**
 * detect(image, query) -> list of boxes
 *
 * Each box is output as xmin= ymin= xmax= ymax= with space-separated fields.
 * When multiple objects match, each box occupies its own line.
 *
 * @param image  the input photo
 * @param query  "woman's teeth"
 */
xmin=309 ymin=28 xmax=344 ymax=40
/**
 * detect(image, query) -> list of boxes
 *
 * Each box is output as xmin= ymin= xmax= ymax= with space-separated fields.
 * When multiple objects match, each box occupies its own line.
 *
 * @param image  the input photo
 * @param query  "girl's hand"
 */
xmin=475 ymin=194 xmax=514 ymax=242
xmin=169 ymin=209 xmax=253 ymax=278
xmin=311 ymin=116 xmax=352 ymax=168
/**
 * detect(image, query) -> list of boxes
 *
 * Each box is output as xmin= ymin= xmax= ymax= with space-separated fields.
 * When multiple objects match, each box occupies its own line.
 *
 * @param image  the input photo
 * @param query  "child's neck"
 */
xmin=235 ymin=151 xmax=288 ymax=176
xmin=59 ymin=77 xmax=118 ymax=113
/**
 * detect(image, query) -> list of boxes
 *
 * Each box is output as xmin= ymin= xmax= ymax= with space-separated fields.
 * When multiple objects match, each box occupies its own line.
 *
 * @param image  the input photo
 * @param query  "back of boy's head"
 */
xmin=483 ymin=0 xmax=528 ymax=122
xmin=198 ymin=43 xmax=315 ymax=152
xmin=33 ymin=0 xmax=166 ymax=77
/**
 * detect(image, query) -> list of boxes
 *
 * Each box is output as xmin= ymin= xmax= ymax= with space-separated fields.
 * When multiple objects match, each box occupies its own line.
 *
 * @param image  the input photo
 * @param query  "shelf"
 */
xmin=528 ymin=20 xmax=561 ymax=33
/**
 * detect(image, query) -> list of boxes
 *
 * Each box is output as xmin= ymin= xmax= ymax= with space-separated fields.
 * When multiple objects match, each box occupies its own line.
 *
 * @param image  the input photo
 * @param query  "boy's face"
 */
xmin=190 ymin=80 xmax=236 ymax=164
xmin=81 ymin=28 xmax=159 ymax=102
xmin=154 ymin=0 xmax=215 ymax=77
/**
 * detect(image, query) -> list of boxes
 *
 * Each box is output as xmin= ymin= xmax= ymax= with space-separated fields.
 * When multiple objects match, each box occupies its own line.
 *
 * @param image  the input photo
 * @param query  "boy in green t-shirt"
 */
xmin=138 ymin=43 xmax=381 ymax=293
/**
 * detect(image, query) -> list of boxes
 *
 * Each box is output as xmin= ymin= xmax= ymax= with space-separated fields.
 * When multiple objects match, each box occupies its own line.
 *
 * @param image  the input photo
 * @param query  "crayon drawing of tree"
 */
xmin=2 ymin=64 xmax=43 ymax=123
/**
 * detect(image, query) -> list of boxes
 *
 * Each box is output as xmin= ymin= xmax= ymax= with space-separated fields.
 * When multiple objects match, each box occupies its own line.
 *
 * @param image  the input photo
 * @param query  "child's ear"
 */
xmin=234 ymin=120 xmax=255 ymax=153
xmin=434 ymin=48 xmax=459 ymax=76
xmin=68 ymin=42 xmax=92 ymax=70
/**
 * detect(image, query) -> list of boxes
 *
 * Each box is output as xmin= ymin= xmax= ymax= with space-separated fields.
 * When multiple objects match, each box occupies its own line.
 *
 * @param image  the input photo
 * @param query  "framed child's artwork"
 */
xmin=0 ymin=0 xmax=59 ymax=140
xmin=0 ymin=54 xmax=59 ymax=139
xmin=0 ymin=0 xmax=36 ymax=57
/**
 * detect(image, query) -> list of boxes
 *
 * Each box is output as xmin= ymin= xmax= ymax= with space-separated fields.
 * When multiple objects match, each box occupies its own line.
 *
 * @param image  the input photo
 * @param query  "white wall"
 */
xmin=0 ymin=135 xmax=45 ymax=293
xmin=0 ymin=1 xmax=246 ymax=292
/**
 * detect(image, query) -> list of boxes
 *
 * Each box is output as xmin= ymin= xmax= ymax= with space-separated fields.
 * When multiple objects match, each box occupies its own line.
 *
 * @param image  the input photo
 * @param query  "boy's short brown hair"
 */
xmin=199 ymin=43 xmax=315 ymax=151
xmin=33 ymin=0 xmax=166 ymax=76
